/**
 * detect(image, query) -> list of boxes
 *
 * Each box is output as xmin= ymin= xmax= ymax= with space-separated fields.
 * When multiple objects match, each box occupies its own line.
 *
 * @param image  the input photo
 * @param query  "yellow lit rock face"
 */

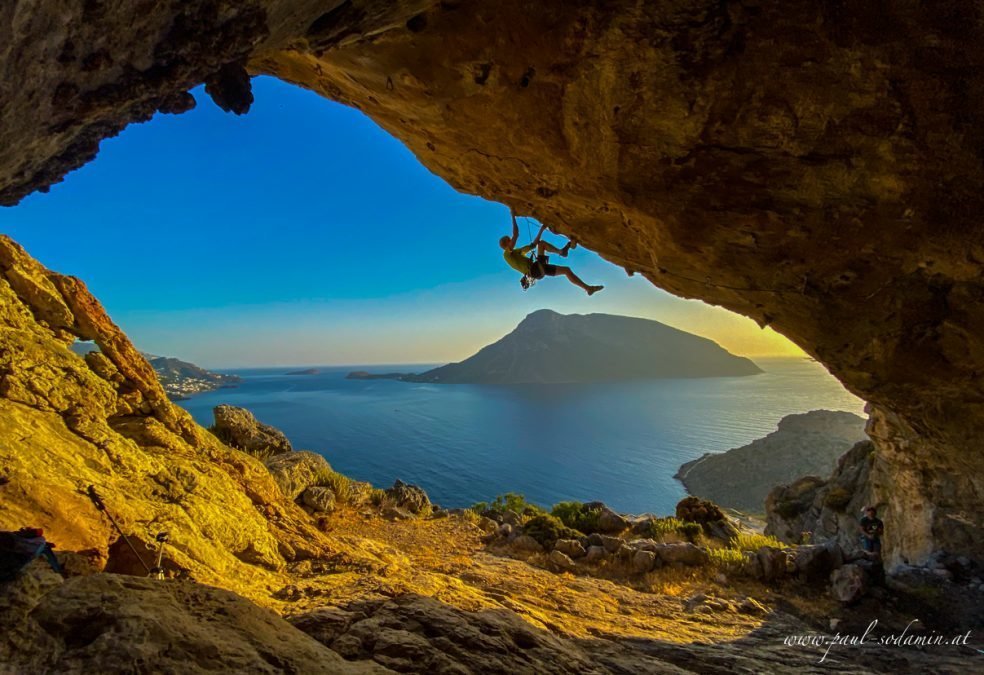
xmin=0 ymin=1 xmax=983 ymax=566
xmin=0 ymin=236 xmax=331 ymax=598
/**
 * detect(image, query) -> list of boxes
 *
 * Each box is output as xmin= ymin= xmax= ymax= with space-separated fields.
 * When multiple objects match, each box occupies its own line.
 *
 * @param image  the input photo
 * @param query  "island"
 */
xmin=346 ymin=371 xmax=412 ymax=381
xmin=286 ymin=368 xmax=321 ymax=376
xmin=346 ymin=309 xmax=762 ymax=384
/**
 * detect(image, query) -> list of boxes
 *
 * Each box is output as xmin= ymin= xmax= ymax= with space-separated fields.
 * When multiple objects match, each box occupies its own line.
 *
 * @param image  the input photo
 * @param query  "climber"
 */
xmin=500 ymin=211 xmax=604 ymax=295
xmin=858 ymin=506 xmax=884 ymax=559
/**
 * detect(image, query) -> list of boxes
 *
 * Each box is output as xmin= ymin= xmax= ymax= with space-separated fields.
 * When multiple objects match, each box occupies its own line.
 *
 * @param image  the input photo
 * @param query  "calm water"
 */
xmin=178 ymin=357 xmax=864 ymax=515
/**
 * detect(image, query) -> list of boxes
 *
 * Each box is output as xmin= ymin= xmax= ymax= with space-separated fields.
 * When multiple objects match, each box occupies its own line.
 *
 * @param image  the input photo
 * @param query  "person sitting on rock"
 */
xmin=858 ymin=506 xmax=884 ymax=559
xmin=500 ymin=211 xmax=604 ymax=295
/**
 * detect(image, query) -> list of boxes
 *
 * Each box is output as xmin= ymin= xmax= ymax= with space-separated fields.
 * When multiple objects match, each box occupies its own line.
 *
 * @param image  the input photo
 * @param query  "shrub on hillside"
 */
xmin=708 ymin=547 xmax=744 ymax=567
xmin=550 ymin=501 xmax=602 ymax=534
xmin=642 ymin=517 xmax=701 ymax=543
xmin=522 ymin=514 xmax=582 ymax=549
xmin=471 ymin=492 xmax=545 ymax=517
xmin=734 ymin=532 xmax=783 ymax=551
xmin=678 ymin=522 xmax=702 ymax=543
xmin=310 ymin=466 xmax=358 ymax=504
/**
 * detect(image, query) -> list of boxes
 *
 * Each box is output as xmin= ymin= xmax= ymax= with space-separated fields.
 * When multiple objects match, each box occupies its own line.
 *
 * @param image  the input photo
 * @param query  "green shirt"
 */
xmin=504 ymin=244 xmax=534 ymax=275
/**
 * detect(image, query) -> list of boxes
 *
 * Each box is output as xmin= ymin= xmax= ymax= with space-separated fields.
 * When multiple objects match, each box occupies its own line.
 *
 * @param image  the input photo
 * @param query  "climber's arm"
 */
xmin=508 ymin=211 xmax=520 ymax=249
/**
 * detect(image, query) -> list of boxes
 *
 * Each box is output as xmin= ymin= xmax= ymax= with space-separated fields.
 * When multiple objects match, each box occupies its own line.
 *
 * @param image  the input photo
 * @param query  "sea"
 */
xmin=177 ymin=357 xmax=865 ymax=516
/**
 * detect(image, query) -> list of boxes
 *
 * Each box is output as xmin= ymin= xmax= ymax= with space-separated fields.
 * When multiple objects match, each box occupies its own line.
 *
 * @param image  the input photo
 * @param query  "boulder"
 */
xmin=675 ymin=496 xmax=740 ymax=543
xmin=741 ymin=552 xmax=763 ymax=579
xmin=511 ymin=535 xmax=544 ymax=554
xmin=583 ymin=502 xmax=629 ymax=533
xmin=584 ymin=546 xmax=607 ymax=563
xmin=382 ymin=505 xmax=413 ymax=521
xmin=0 ymin=573 xmax=372 ymax=674
xmin=676 ymin=496 xmax=728 ymax=524
xmin=830 ymin=563 xmax=868 ymax=603
xmin=704 ymin=518 xmax=741 ymax=544
xmin=264 ymin=451 xmax=333 ymax=501
xmin=301 ymin=486 xmax=336 ymax=514
xmin=497 ymin=523 xmax=513 ymax=539
xmin=548 ymin=550 xmax=577 ymax=573
xmin=793 ymin=542 xmax=843 ymax=582
xmin=597 ymin=535 xmax=622 ymax=553
xmin=653 ymin=543 xmax=709 ymax=567
xmin=554 ymin=539 xmax=586 ymax=559
xmin=477 ymin=517 xmax=498 ymax=534
xmin=384 ymin=480 xmax=431 ymax=515
xmin=598 ymin=509 xmax=629 ymax=533
xmin=346 ymin=481 xmax=375 ymax=507
xmin=756 ymin=546 xmax=791 ymax=582
xmin=765 ymin=442 xmax=876 ymax=556
xmin=210 ymin=405 xmax=292 ymax=458
xmin=629 ymin=538 xmax=659 ymax=552
xmin=631 ymin=550 xmax=657 ymax=574
xmin=683 ymin=593 xmax=707 ymax=612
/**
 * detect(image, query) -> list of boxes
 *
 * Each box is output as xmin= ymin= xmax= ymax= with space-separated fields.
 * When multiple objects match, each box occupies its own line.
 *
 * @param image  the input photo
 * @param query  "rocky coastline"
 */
xmin=676 ymin=410 xmax=868 ymax=514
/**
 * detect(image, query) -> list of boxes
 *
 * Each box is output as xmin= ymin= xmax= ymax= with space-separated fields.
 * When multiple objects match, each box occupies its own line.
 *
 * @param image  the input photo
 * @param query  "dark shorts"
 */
xmin=530 ymin=260 xmax=559 ymax=279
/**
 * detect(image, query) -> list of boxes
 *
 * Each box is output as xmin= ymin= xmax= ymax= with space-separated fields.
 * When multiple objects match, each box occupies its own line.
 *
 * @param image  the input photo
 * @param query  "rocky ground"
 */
xmin=5 ymin=504 xmax=979 ymax=674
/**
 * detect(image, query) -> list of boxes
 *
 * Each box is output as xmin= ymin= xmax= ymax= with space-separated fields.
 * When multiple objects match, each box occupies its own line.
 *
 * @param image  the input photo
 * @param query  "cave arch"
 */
xmin=2 ymin=0 xmax=982 ymax=566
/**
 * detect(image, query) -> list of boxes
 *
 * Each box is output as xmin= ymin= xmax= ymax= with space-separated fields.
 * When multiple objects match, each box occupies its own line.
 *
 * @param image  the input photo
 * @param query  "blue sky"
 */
xmin=0 ymin=77 xmax=800 ymax=367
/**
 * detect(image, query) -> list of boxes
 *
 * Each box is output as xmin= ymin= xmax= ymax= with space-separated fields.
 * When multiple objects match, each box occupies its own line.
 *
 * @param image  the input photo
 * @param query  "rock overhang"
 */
xmin=1 ymin=0 xmax=982 ymax=566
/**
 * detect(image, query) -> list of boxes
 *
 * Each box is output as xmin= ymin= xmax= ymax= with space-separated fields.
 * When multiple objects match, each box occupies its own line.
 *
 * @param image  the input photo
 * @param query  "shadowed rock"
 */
xmin=0 ymin=571 xmax=382 ymax=674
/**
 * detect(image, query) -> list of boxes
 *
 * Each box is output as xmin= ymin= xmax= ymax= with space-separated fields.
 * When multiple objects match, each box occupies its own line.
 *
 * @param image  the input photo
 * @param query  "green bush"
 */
xmin=311 ymin=468 xmax=355 ymax=504
xmin=734 ymin=532 xmax=783 ymax=551
xmin=647 ymin=517 xmax=685 ymax=539
xmin=471 ymin=493 xmax=545 ymax=517
xmin=369 ymin=488 xmax=387 ymax=507
xmin=642 ymin=517 xmax=702 ymax=542
xmin=708 ymin=547 xmax=745 ymax=567
xmin=522 ymin=514 xmax=582 ymax=549
xmin=550 ymin=501 xmax=602 ymax=534
xmin=678 ymin=522 xmax=702 ymax=543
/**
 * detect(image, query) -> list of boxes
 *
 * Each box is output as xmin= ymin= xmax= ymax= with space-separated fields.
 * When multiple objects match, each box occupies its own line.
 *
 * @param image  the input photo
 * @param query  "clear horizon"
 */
xmin=208 ymin=354 xmax=808 ymax=371
xmin=2 ymin=76 xmax=805 ymax=367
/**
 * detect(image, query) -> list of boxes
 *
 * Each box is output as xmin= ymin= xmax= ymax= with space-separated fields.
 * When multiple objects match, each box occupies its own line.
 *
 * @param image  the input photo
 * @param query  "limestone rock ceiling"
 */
xmin=1 ymin=0 xmax=982 ymax=564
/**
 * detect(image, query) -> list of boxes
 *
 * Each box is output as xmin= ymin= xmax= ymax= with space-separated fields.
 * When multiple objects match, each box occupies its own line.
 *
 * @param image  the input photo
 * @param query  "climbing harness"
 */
xmin=521 ymin=253 xmax=549 ymax=291
xmin=519 ymin=215 xmax=546 ymax=291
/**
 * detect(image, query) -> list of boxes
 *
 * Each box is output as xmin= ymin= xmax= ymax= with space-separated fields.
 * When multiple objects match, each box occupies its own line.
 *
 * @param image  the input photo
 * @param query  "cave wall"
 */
xmin=2 ymin=0 xmax=983 ymax=566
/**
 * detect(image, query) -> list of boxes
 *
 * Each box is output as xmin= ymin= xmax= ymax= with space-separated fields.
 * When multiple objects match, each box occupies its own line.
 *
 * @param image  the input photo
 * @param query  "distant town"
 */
xmin=70 ymin=343 xmax=240 ymax=400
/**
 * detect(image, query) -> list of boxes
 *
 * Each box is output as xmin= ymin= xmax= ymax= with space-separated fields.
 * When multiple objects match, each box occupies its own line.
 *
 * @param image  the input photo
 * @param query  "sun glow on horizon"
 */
xmin=1 ymin=76 xmax=807 ymax=369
